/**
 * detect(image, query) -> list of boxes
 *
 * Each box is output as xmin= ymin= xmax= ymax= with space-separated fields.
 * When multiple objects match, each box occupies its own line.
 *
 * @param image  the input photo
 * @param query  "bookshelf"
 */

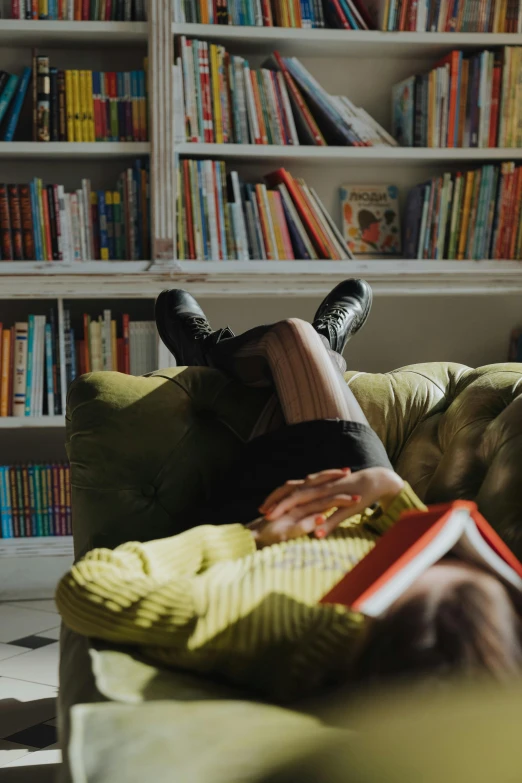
xmin=3 ymin=4 xmax=522 ymax=597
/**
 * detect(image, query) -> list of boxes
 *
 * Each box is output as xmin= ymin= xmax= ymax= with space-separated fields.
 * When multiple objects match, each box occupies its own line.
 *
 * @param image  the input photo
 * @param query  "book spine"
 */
xmin=36 ymin=56 xmax=50 ymax=142
xmin=9 ymin=468 xmax=19 ymax=538
xmin=65 ymin=70 xmax=75 ymax=141
xmin=0 ymin=329 xmax=11 ymax=417
xmin=19 ymin=185 xmax=35 ymax=260
xmin=7 ymin=185 xmax=23 ymax=261
xmin=0 ymin=183 xmax=13 ymax=260
xmin=3 ymin=67 xmax=31 ymax=141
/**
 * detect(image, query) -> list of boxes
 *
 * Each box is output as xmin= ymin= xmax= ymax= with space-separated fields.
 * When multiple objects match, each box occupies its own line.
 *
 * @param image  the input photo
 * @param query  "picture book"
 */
xmin=320 ymin=501 xmax=522 ymax=617
xmin=340 ymin=184 xmax=401 ymax=256
xmin=392 ymin=76 xmax=415 ymax=146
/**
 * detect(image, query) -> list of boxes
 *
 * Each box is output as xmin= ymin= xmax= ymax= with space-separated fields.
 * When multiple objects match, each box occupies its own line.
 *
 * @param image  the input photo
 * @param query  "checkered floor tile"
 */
xmin=0 ymin=600 xmax=61 ymax=781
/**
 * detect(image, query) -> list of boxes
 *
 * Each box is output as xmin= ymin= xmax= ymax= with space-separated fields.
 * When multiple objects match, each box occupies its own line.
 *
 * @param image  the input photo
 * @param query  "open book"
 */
xmin=320 ymin=501 xmax=522 ymax=617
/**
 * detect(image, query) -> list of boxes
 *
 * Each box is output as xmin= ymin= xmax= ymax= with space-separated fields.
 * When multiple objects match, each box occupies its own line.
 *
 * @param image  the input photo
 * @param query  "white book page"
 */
xmin=455 ymin=521 xmax=522 ymax=590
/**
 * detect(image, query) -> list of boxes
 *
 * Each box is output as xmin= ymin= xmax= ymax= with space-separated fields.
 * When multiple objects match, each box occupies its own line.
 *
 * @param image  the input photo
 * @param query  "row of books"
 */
xmin=393 ymin=47 xmax=522 ymax=149
xmin=33 ymin=56 xmax=148 ymax=142
xmin=175 ymin=39 xmax=396 ymax=146
xmin=374 ymin=0 xmax=522 ymax=32
xmin=0 ymin=164 xmax=150 ymax=261
xmin=402 ymin=162 xmax=522 ymax=260
xmin=177 ymin=160 xmax=353 ymax=260
xmin=9 ymin=0 xmax=147 ymax=20
xmin=173 ymin=0 xmax=373 ymax=27
xmin=0 ymin=464 xmax=71 ymax=538
xmin=0 ymin=309 xmax=172 ymax=417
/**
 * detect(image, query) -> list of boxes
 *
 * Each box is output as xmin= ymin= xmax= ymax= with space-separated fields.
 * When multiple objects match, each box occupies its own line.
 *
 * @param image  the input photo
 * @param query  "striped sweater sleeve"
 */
xmin=55 ymin=524 xmax=256 ymax=647
xmin=368 ymin=481 xmax=428 ymax=535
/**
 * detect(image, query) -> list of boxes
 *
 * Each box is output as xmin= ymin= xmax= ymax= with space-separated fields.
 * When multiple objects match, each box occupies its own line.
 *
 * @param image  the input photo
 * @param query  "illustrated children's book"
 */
xmin=320 ymin=501 xmax=522 ymax=616
xmin=340 ymin=184 xmax=401 ymax=255
xmin=392 ymin=75 xmax=415 ymax=146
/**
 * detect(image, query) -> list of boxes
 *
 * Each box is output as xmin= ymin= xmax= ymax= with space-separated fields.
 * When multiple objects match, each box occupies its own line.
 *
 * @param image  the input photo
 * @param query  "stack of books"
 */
xmin=392 ymin=47 xmax=522 ymax=148
xmin=402 ymin=162 xmax=522 ymax=260
xmin=374 ymin=0 xmax=521 ymax=32
xmin=0 ymin=308 xmax=169 ymax=417
xmin=10 ymin=0 xmax=147 ymax=19
xmin=177 ymin=161 xmax=354 ymax=260
xmin=0 ymin=463 xmax=71 ymax=539
xmin=175 ymin=40 xmax=396 ymax=146
xmin=0 ymin=163 xmax=150 ymax=262
xmin=173 ymin=0 xmax=373 ymax=28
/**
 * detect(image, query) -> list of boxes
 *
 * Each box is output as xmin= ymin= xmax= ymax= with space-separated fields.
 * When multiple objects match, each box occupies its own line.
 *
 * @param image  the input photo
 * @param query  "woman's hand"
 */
xmin=252 ymin=467 xmax=404 ymax=545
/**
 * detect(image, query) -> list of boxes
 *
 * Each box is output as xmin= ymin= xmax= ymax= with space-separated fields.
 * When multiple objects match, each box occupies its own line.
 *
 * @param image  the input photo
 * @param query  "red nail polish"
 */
xmin=352 ymin=495 xmax=362 ymax=502
xmin=315 ymin=529 xmax=326 ymax=539
xmin=315 ymin=515 xmax=326 ymax=526
xmin=342 ymin=468 xmax=351 ymax=473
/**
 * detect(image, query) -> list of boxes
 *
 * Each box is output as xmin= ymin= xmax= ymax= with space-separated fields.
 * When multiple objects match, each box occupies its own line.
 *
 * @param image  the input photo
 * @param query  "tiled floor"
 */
xmin=0 ymin=600 xmax=61 ymax=782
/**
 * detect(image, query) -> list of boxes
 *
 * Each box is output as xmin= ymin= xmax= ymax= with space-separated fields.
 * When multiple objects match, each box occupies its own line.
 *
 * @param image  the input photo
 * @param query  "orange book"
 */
xmin=508 ymin=168 xmax=522 ymax=259
xmin=266 ymin=191 xmax=286 ymax=259
xmin=0 ymin=328 xmax=11 ymax=417
xmin=321 ymin=501 xmax=522 ymax=616
xmin=265 ymin=168 xmax=331 ymax=258
xmin=272 ymin=189 xmax=294 ymax=259
xmin=250 ymin=70 xmax=268 ymax=145
xmin=255 ymin=184 xmax=277 ymax=260
xmin=435 ymin=50 xmax=461 ymax=147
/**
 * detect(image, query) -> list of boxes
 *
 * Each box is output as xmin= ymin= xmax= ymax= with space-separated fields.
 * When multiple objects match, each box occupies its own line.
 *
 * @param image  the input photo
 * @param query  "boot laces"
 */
xmin=315 ymin=305 xmax=348 ymax=329
xmin=186 ymin=315 xmax=213 ymax=340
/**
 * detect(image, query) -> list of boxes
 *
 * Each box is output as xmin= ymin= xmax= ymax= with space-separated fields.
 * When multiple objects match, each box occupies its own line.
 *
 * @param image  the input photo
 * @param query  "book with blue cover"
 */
xmin=392 ymin=76 xmax=415 ymax=147
xmin=2 ymin=67 xmax=31 ymax=141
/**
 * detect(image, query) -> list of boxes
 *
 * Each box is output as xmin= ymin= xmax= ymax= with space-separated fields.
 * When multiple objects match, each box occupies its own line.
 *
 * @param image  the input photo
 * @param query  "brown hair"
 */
xmin=351 ymin=574 xmax=522 ymax=686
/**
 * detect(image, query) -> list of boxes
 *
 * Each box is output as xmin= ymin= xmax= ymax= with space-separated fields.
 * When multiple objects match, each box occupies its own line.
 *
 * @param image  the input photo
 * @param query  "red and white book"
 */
xmin=321 ymin=501 xmax=522 ymax=617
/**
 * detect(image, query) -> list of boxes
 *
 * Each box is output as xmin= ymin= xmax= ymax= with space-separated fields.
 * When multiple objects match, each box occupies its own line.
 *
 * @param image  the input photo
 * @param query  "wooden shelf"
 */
xmin=0 ymin=20 xmax=148 ymax=47
xmin=172 ymin=24 xmax=522 ymax=58
xmin=0 ymin=261 xmax=151 ymax=274
xmin=2 ymin=260 xmax=522 ymax=297
xmin=0 ymin=416 xmax=65 ymax=427
xmin=0 ymin=142 xmax=150 ymax=158
xmin=0 ymin=536 xmax=73 ymax=558
xmin=177 ymin=143 xmax=522 ymax=165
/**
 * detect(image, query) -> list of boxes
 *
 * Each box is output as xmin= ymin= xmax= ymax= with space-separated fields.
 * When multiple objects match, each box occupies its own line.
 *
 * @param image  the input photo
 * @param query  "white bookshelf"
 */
xmin=2 ymin=11 xmax=522 ymax=596
xmin=172 ymin=23 xmax=522 ymax=57
xmin=0 ymin=416 xmax=65 ymax=428
xmin=176 ymin=143 xmax=522 ymax=164
xmin=0 ymin=19 xmax=148 ymax=46
xmin=0 ymin=141 xmax=151 ymax=158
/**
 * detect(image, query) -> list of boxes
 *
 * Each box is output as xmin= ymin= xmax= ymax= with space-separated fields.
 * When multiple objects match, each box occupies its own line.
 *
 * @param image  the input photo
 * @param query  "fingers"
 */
xmin=259 ymin=479 xmax=305 ymax=516
xmin=315 ymin=502 xmax=367 ymax=538
xmin=266 ymin=477 xmax=359 ymax=520
xmin=258 ymin=469 xmax=348 ymax=515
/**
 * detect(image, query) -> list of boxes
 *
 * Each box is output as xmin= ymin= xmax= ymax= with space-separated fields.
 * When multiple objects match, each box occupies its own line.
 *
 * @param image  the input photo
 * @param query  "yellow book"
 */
xmin=201 ymin=0 xmax=209 ymax=23
xmin=79 ymin=71 xmax=89 ymax=142
xmin=86 ymin=71 xmax=96 ymax=142
xmin=71 ymin=70 xmax=83 ymax=142
xmin=105 ymin=191 xmax=113 ymax=260
xmin=39 ymin=0 xmax=48 ymax=19
xmin=0 ymin=328 xmax=11 ymax=417
xmin=111 ymin=320 xmax=117 ymax=371
xmin=210 ymin=45 xmax=223 ymax=144
xmin=37 ymin=179 xmax=50 ymax=261
xmin=267 ymin=191 xmax=285 ymax=260
xmin=457 ymin=171 xmax=474 ymax=261
xmin=65 ymin=70 xmax=75 ymax=142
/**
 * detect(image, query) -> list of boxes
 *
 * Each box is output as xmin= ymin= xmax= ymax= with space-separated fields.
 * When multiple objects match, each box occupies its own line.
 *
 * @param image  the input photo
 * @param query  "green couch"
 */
xmin=59 ymin=361 xmax=522 ymax=782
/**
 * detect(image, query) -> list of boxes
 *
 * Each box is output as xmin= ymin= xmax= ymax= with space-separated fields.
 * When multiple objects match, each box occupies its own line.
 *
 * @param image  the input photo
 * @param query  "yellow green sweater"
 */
xmin=56 ymin=483 xmax=426 ymax=700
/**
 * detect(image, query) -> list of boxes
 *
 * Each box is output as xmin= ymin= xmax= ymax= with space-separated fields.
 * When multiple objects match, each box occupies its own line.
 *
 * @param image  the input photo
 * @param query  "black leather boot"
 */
xmin=312 ymin=279 xmax=373 ymax=355
xmin=155 ymin=289 xmax=234 ymax=366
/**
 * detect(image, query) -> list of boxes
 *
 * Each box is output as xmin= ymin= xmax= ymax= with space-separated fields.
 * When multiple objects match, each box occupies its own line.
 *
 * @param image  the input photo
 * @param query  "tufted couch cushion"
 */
xmin=66 ymin=362 xmax=522 ymax=559
xmin=59 ymin=361 xmax=522 ymax=782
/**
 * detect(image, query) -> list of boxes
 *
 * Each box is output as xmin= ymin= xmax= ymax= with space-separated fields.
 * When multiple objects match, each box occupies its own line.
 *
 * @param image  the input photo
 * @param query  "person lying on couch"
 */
xmin=56 ymin=282 xmax=522 ymax=701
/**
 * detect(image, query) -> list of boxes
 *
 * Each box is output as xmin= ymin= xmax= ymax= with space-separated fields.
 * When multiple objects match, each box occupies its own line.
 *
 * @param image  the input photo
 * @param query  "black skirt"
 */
xmin=197 ymin=419 xmax=393 ymax=526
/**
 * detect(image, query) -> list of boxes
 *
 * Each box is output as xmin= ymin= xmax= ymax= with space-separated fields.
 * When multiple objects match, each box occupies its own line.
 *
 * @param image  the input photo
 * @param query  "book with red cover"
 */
xmin=264 ymin=168 xmax=332 ymax=258
xmin=320 ymin=501 xmax=522 ymax=617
